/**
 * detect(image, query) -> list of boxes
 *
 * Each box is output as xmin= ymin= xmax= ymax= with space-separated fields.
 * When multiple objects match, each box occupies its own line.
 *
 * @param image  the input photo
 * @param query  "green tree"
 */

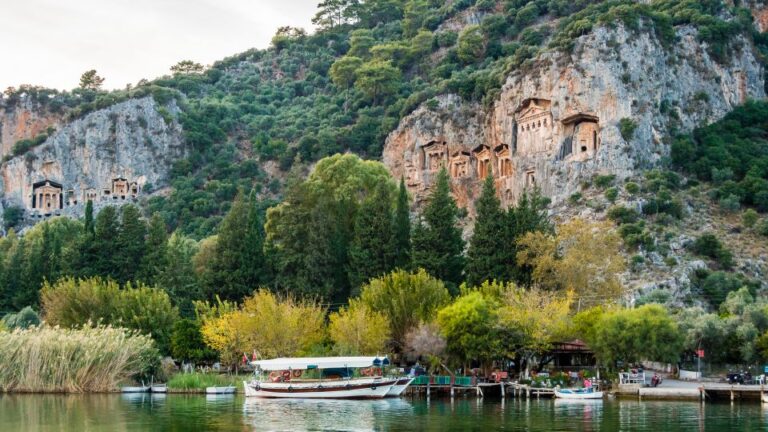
xmin=170 ymin=60 xmax=204 ymax=75
xmin=330 ymin=56 xmax=363 ymax=90
xmin=348 ymin=182 xmax=395 ymax=293
xmin=588 ymin=304 xmax=683 ymax=367
xmin=354 ymin=60 xmax=401 ymax=105
xmin=84 ymin=200 xmax=95 ymax=235
xmin=79 ymin=69 xmax=105 ymax=90
xmin=437 ymin=291 xmax=503 ymax=371
xmin=391 ymin=177 xmax=411 ymax=269
xmin=348 ymin=29 xmax=375 ymax=58
xmin=92 ymin=206 xmax=119 ymax=278
xmin=505 ymin=189 xmax=552 ymax=285
xmin=412 ymin=168 xmax=465 ymax=291
xmin=159 ymin=232 xmax=201 ymax=316
xmin=139 ymin=213 xmax=168 ymax=285
xmin=360 ymin=268 xmax=450 ymax=352
xmin=328 ymin=299 xmax=391 ymax=355
xmin=170 ymin=319 xmax=216 ymax=363
xmin=115 ymin=205 xmax=147 ymax=284
xmin=466 ymin=176 xmax=507 ymax=285
xmin=457 ymin=25 xmax=485 ymax=63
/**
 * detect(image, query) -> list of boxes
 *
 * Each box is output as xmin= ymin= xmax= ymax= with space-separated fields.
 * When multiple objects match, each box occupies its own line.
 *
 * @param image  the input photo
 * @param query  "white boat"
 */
xmin=385 ymin=377 xmax=414 ymax=397
xmin=150 ymin=384 xmax=167 ymax=393
xmin=554 ymin=387 xmax=603 ymax=400
xmin=761 ymin=392 xmax=768 ymax=403
xmin=245 ymin=356 xmax=396 ymax=399
xmin=121 ymin=385 xmax=150 ymax=393
xmin=206 ymin=385 xmax=236 ymax=394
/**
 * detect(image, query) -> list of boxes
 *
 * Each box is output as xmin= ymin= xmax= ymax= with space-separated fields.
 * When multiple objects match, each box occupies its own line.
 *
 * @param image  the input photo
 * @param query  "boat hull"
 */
xmin=121 ymin=386 xmax=149 ymax=393
xmin=206 ymin=386 xmax=236 ymax=394
xmin=762 ymin=392 xmax=768 ymax=404
xmin=150 ymin=385 xmax=167 ymax=393
xmin=385 ymin=378 xmax=414 ymax=397
xmin=245 ymin=378 xmax=397 ymax=399
xmin=554 ymin=389 xmax=604 ymax=400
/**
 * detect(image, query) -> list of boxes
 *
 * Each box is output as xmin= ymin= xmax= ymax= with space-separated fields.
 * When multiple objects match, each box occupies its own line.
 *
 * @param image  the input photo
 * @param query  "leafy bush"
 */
xmin=742 ymin=209 xmax=759 ymax=228
xmin=1 ymin=307 xmax=40 ymax=329
xmin=2 ymin=206 xmax=24 ymax=229
xmin=619 ymin=118 xmax=638 ymax=141
xmin=625 ymin=182 xmax=640 ymax=194
xmin=594 ymin=174 xmax=616 ymax=189
xmin=605 ymin=187 xmax=619 ymax=202
xmin=607 ymin=205 xmax=640 ymax=224
xmin=689 ymin=233 xmax=733 ymax=269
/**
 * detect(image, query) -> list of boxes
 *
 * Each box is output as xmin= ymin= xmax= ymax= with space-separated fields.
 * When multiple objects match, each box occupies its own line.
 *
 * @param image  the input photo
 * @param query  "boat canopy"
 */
xmin=251 ymin=356 xmax=390 ymax=371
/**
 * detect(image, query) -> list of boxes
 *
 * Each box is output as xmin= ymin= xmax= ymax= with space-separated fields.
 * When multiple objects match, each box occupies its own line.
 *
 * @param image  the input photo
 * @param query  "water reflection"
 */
xmin=0 ymin=394 xmax=766 ymax=431
xmin=243 ymin=398 xmax=413 ymax=431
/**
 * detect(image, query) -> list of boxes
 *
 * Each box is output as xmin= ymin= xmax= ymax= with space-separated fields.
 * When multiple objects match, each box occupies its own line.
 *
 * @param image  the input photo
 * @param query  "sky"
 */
xmin=0 ymin=0 xmax=318 ymax=91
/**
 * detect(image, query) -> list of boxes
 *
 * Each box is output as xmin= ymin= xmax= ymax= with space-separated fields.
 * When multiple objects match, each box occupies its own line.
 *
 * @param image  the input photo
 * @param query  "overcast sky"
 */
xmin=1 ymin=0 xmax=318 ymax=91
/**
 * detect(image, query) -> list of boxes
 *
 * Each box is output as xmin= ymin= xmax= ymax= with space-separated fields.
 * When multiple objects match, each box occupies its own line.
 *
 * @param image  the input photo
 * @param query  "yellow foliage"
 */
xmin=498 ymin=285 xmax=574 ymax=354
xmin=328 ymin=299 xmax=391 ymax=355
xmin=201 ymin=289 xmax=325 ymax=364
xmin=517 ymin=219 xmax=625 ymax=307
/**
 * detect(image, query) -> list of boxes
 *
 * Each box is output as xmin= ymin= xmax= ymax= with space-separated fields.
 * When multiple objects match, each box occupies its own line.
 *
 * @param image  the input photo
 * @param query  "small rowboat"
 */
xmin=150 ymin=384 xmax=167 ymax=393
xmin=206 ymin=385 xmax=236 ymax=394
xmin=554 ymin=387 xmax=604 ymax=400
xmin=121 ymin=385 xmax=150 ymax=393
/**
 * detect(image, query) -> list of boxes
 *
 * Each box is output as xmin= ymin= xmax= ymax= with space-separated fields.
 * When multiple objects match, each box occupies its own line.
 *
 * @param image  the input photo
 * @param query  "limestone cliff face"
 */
xmin=383 ymin=25 xmax=766 ymax=215
xmin=0 ymin=98 xmax=64 ymax=158
xmin=0 ymin=97 xmax=186 ymax=225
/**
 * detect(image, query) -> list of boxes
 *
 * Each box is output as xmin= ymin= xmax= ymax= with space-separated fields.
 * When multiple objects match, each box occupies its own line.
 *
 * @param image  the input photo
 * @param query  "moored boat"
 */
xmin=150 ymin=384 xmax=167 ymax=393
xmin=206 ymin=385 xmax=236 ymax=394
xmin=761 ymin=392 xmax=768 ymax=404
xmin=245 ymin=356 xmax=397 ymax=399
xmin=554 ymin=387 xmax=604 ymax=400
xmin=385 ymin=377 xmax=414 ymax=397
xmin=121 ymin=384 xmax=149 ymax=393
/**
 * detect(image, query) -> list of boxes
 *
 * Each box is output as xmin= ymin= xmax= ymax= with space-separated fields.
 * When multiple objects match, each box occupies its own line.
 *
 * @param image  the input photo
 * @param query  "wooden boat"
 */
xmin=206 ymin=385 xmax=236 ymax=394
xmin=385 ymin=377 xmax=414 ymax=397
xmin=245 ymin=356 xmax=397 ymax=399
xmin=150 ymin=384 xmax=167 ymax=393
xmin=554 ymin=387 xmax=604 ymax=400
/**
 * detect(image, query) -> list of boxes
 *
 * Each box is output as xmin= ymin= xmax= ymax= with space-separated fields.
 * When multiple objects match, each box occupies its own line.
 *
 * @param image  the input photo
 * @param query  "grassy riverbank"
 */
xmin=166 ymin=373 xmax=244 ymax=393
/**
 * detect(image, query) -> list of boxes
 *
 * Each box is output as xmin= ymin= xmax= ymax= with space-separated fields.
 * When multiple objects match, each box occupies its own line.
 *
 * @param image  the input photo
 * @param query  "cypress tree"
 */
xmin=92 ymin=206 xmax=119 ymax=279
xmin=139 ymin=213 xmax=169 ymax=285
xmin=160 ymin=232 xmax=200 ymax=317
xmin=505 ymin=188 xmax=552 ymax=285
xmin=391 ymin=177 xmax=411 ymax=269
xmin=242 ymin=190 xmax=266 ymax=289
xmin=411 ymin=168 xmax=465 ymax=292
xmin=115 ymin=205 xmax=147 ymax=284
xmin=348 ymin=181 xmax=394 ymax=293
xmin=466 ymin=175 xmax=507 ymax=286
xmin=84 ymin=200 xmax=95 ymax=236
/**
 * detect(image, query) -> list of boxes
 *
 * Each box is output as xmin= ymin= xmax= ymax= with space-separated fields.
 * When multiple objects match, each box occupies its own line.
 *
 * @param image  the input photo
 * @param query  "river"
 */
xmin=0 ymin=393 xmax=765 ymax=431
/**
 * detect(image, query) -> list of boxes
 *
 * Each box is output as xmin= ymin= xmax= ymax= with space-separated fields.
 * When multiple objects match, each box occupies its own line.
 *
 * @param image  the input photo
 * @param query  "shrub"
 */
xmin=690 ymin=233 xmax=733 ymax=269
xmin=700 ymin=271 xmax=744 ymax=308
xmin=0 ymin=325 xmax=158 ymax=392
xmin=625 ymin=182 xmax=640 ymax=194
xmin=3 ymin=206 xmax=24 ymax=229
xmin=594 ymin=174 xmax=616 ymax=189
xmin=719 ymin=194 xmax=741 ymax=213
xmin=605 ymin=187 xmax=619 ymax=203
xmin=759 ymin=219 xmax=768 ymax=237
xmin=1 ymin=307 xmax=40 ymax=329
xmin=742 ymin=209 xmax=758 ymax=228
xmin=607 ymin=205 xmax=640 ymax=224
xmin=569 ymin=192 xmax=582 ymax=204
xmin=619 ymin=118 xmax=638 ymax=141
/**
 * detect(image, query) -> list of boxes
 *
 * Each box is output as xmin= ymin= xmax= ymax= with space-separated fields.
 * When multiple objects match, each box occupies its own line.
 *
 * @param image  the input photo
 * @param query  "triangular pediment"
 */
xmin=517 ymin=105 xmax=549 ymax=120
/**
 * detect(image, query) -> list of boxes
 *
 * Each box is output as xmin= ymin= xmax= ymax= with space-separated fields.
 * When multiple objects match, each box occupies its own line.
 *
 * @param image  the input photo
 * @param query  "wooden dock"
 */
xmin=406 ymin=379 xmax=558 ymax=399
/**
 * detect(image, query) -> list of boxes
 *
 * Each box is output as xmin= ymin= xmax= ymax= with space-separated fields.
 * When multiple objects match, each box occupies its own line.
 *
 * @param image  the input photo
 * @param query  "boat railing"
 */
xmin=619 ymin=372 xmax=646 ymax=385
xmin=411 ymin=375 xmax=474 ymax=387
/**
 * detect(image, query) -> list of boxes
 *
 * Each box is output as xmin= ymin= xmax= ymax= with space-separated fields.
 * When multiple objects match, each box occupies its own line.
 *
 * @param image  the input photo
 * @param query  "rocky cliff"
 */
xmin=383 ymin=24 xmax=766 ymax=215
xmin=0 ymin=97 xmax=64 ymax=158
xmin=0 ymin=97 xmax=186 ymax=227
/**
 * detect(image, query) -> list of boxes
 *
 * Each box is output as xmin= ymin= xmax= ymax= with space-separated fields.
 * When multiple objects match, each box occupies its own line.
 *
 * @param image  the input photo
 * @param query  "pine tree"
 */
xmin=139 ymin=213 xmax=169 ymax=285
xmin=115 ymin=205 xmax=147 ymax=284
xmin=411 ymin=168 xmax=465 ymax=292
xmin=348 ymin=181 xmax=394 ymax=293
xmin=391 ymin=177 xmax=411 ymax=269
xmin=505 ymin=188 xmax=552 ymax=285
xmin=466 ymin=175 xmax=507 ymax=286
xmin=206 ymin=191 xmax=265 ymax=301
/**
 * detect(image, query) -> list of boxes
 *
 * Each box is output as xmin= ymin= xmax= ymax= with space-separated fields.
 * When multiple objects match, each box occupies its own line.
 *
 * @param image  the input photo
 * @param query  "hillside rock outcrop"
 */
xmin=0 ymin=97 xmax=64 ymax=158
xmin=0 ymin=97 xmax=186 ymax=227
xmin=383 ymin=25 xmax=765 ymax=215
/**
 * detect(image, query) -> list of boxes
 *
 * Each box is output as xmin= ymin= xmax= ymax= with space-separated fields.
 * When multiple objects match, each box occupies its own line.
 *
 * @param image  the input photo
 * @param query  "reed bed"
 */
xmin=167 ymin=372 xmax=242 ymax=390
xmin=0 ymin=325 xmax=158 ymax=393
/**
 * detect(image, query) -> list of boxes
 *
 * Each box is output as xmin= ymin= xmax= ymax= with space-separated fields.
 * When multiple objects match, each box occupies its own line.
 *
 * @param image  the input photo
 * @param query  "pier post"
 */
xmin=451 ymin=385 xmax=454 ymax=398
xmin=427 ymin=380 xmax=430 ymax=398
xmin=500 ymin=383 xmax=505 ymax=398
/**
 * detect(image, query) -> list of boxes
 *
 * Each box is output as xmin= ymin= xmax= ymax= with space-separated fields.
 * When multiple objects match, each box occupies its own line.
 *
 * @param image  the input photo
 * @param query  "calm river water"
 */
xmin=0 ymin=393 xmax=766 ymax=431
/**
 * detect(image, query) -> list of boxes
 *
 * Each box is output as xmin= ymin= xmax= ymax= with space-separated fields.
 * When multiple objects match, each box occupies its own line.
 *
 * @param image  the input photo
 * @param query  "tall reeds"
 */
xmin=0 ymin=325 xmax=158 ymax=393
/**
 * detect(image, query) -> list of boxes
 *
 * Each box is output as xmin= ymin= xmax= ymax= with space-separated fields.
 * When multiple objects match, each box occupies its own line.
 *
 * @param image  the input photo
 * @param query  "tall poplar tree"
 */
xmin=505 ymin=189 xmax=552 ymax=285
xmin=115 ymin=205 xmax=147 ymax=284
xmin=391 ymin=177 xmax=411 ymax=269
xmin=466 ymin=175 xmax=507 ymax=286
xmin=92 ymin=206 xmax=119 ymax=279
xmin=348 ymin=182 xmax=394 ymax=293
xmin=411 ymin=168 xmax=465 ymax=291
